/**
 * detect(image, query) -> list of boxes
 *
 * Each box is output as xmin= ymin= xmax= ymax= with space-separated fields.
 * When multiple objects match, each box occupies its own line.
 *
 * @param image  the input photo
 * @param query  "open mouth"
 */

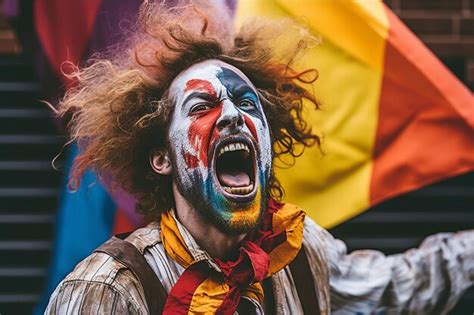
xmin=214 ymin=139 xmax=256 ymax=200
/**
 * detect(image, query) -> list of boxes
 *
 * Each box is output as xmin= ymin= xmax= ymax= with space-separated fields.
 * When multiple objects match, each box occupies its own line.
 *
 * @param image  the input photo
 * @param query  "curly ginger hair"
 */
xmin=60 ymin=1 xmax=321 ymax=220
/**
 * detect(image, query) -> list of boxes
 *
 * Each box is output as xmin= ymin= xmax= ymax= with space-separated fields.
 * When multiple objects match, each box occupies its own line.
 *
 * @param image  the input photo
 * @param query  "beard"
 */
xmin=172 ymin=167 xmax=268 ymax=236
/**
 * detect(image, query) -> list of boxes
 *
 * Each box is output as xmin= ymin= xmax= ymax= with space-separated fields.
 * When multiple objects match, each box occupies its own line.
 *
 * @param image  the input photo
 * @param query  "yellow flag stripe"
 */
xmin=275 ymin=0 xmax=389 ymax=71
xmin=235 ymin=0 xmax=389 ymax=227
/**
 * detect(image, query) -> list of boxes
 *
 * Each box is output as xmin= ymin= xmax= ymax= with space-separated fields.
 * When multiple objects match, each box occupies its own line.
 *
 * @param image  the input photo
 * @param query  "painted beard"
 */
xmin=171 ymin=138 xmax=269 ymax=235
xmin=167 ymin=60 xmax=272 ymax=235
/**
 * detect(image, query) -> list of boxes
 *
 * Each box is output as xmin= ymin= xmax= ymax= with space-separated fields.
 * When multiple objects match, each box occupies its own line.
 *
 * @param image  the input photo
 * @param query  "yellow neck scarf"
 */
xmin=160 ymin=200 xmax=305 ymax=314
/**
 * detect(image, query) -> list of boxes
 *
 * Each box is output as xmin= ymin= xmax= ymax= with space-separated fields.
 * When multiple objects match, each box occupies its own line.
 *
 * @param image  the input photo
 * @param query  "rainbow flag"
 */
xmin=235 ymin=0 xmax=474 ymax=228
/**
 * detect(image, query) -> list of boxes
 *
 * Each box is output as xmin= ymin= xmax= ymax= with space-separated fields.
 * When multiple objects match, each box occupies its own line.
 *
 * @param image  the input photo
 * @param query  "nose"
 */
xmin=216 ymin=100 xmax=244 ymax=133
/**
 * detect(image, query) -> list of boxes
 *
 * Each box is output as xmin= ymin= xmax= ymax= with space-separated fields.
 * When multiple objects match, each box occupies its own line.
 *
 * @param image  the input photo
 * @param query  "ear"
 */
xmin=150 ymin=150 xmax=172 ymax=176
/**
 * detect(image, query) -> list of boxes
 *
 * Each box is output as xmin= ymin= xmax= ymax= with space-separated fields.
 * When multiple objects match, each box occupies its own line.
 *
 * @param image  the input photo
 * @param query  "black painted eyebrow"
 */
xmin=182 ymin=92 xmax=218 ymax=107
xmin=216 ymin=67 xmax=257 ymax=99
xmin=231 ymin=84 xmax=257 ymax=98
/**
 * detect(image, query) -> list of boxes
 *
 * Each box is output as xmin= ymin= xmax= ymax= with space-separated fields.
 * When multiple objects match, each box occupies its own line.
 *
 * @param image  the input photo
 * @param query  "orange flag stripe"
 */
xmin=371 ymin=7 xmax=474 ymax=206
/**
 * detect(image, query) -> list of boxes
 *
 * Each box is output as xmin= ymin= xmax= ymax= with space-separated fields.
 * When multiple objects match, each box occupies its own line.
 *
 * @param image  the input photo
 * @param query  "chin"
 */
xmin=207 ymin=208 xmax=264 ymax=236
xmin=178 ymin=177 xmax=265 ymax=235
xmin=174 ymin=171 xmax=267 ymax=235
xmin=206 ymin=186 xmax=266 ymax=235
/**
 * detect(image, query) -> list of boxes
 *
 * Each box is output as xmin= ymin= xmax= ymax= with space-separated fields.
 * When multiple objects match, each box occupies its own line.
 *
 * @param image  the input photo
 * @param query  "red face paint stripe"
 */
xmin=183 ymin=150 xmax=199 ymax=169
xmin=163 ymin=262 xmax=210 ymax=315
xmin=185 ymin=79 xmax=217 ymax=98
xmin=187 ymin=107 xmax=222 ymax=168
xmin=243 ymin=115 xmax=258 ymax=142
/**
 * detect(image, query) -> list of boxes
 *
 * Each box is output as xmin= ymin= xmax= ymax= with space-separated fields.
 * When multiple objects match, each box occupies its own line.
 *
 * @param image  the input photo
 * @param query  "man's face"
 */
xmin=167 ymin=59 xmax=272 ymax=234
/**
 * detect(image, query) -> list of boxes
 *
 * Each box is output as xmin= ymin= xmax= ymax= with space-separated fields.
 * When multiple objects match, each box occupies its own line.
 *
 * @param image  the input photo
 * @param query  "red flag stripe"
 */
xmin=34 ymin=0 xmax=102 ymax=83
xmin=370 ymin=7 xmax=474 ymax=205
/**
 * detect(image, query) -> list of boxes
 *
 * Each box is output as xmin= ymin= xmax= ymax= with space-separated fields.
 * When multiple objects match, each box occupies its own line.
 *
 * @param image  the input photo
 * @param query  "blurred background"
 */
xmin=0 ymin=0 xmax=472 ymax=314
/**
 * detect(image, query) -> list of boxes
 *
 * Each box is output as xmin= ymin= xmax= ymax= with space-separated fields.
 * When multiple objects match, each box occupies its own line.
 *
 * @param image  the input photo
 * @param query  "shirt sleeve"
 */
xmin=303 ymin=217 xmax=474 ymax=314
xmin=44 ymin=279 xmax=143 ymax=314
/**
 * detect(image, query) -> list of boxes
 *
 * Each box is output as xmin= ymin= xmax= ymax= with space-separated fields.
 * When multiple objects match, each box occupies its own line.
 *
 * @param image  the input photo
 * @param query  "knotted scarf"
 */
xmin=160 ymin=200 xmax=305 ymax=314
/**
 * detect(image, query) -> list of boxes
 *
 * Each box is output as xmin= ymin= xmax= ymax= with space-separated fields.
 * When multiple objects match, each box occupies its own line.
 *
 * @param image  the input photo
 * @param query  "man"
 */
xmin=46 ymin=2 xmax=473 ymax=314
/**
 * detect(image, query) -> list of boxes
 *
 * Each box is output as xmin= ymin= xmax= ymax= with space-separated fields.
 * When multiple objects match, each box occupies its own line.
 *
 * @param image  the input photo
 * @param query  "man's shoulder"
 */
xmin=62 ymin=221 xmax=161 ymax=284
xmin=45 ymin=223 xmax=163 ymax=314
xmin=61 ymin=250 xmax=133 ymax=285
xmin=45 ymin=251 xmax=146 ymax=313
xmin=302 ymin=215 xmax=327 ymax=236
xmin=125 ymin=220 xmax=162 ymax=253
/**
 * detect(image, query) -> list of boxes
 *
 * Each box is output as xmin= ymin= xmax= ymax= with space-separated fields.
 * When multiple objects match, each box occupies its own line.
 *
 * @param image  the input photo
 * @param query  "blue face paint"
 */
xmin=216 ymin=67 xmax=266 ymax=126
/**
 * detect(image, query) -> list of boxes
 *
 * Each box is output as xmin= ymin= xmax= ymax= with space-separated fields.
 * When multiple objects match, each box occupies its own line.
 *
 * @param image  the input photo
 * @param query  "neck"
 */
xmin=172 ymin=183 xmax=246 ymax=259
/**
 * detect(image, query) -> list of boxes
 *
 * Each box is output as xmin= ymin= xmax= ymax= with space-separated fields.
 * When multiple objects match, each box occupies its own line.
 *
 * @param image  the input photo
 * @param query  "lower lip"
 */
xmin=220 ymin=185 xmax=256 ymax=202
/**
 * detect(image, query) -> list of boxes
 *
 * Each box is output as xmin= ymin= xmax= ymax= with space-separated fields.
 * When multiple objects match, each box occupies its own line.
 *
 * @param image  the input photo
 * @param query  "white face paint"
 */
xmin=167 ymin=59 xmax=272 ymax=233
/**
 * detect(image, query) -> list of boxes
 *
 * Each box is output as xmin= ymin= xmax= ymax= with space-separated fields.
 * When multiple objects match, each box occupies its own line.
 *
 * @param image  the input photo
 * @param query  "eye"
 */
xmin=190 ymin=103 xmax=212 ymax=113
xmin=238 ymin=99 xmax=255 ymax=109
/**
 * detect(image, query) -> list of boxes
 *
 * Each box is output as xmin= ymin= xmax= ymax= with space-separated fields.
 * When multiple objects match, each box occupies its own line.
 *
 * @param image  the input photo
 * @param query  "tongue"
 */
xmin=218 ymin=171 xmax=251 ymax=187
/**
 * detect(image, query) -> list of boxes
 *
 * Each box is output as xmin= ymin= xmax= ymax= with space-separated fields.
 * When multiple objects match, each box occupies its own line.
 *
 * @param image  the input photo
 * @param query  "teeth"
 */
xmin=218 ymin=142 xmax=250 ymax=157
xmin=223 ymin=184 xmax=254 ymax=195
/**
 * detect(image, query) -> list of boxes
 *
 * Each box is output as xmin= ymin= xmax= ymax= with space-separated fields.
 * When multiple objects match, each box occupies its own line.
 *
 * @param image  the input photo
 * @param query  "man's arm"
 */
xmin=303 ymin=217 xmax=474 ymax=314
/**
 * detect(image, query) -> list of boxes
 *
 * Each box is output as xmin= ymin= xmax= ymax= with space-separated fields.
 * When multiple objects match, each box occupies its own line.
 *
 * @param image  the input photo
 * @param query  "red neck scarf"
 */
xmin=160 ymin=200 xmax=305 ymax=314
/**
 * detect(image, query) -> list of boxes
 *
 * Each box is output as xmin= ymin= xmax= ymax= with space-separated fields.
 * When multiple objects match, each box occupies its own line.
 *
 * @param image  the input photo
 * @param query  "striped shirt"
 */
xmin=45 ymin=215 xmax=474 ymax=314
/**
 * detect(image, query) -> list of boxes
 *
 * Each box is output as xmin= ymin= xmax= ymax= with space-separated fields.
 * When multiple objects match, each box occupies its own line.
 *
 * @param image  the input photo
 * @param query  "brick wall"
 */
xmin=385 ymin=0 xmax=474 ymax=89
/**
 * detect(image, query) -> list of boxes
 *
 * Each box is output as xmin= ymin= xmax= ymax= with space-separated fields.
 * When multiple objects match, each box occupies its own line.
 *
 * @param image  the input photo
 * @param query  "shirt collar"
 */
xmin=169 ymin=209 xmax=222 ymax=272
